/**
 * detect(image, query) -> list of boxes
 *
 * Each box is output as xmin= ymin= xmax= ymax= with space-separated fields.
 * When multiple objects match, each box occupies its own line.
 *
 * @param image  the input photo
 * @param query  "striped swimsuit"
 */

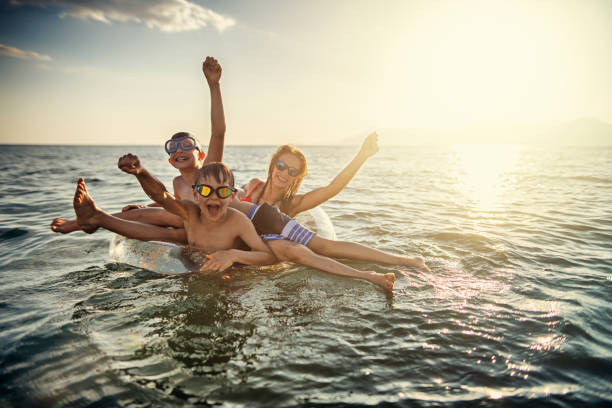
xmin=247 ymin=203 xmax=315 ymax=246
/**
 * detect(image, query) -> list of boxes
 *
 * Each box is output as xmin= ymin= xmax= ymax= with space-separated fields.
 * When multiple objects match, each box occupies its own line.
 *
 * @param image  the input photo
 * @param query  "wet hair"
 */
xmin=263 ymin=145 xmax=308 ymax=214
xmin=194 ymin=162 xmax=235 ymax=187
xmin=170 ymin=131 xmax=201 ymax=151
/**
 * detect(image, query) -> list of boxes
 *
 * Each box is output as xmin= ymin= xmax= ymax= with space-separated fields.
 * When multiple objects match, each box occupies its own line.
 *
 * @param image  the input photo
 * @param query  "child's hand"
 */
xmin=118 ymin=154 xmax=143 ymax=175
xmin=202 ymin=56 xmax=222 ymax=85
xmin=200 ymin=250 xmax=233 ymax=272
xmin=359 ymin=132 xmax=379 ymax=158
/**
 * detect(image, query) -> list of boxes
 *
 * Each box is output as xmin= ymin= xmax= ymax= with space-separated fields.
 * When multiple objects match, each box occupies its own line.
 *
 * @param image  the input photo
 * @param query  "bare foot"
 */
xmin=73 ymin=178 xmax=102 ymax=231
xmin=51 ymin=217 xmax=80 ymax=233
xmin=369 ymin=271 xmax=395 ymax=292
xmin=50 ymin=217 xmax=98 ymax=234
xmin=402 ymin=256 xmax=431 ymax=273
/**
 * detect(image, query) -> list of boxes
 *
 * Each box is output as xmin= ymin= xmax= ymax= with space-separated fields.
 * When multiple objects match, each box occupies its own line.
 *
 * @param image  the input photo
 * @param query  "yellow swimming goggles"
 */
xmin=192 ymin=184 xmax=237 ymax=199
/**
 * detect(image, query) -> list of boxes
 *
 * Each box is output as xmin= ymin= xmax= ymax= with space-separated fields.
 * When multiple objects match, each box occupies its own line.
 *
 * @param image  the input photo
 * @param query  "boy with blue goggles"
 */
xmin=164 ymin=135 xmax=202 ymax=155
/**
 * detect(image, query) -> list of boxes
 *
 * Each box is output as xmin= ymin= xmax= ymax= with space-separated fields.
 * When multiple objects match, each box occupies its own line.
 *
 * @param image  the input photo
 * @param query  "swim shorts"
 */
xmin=247 ymin=203 xmax=315 ymax=246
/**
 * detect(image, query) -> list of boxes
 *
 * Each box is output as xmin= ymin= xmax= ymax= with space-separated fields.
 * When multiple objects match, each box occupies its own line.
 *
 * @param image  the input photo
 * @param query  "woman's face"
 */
xmin=271 ymin=153 xmax=302 ymax=189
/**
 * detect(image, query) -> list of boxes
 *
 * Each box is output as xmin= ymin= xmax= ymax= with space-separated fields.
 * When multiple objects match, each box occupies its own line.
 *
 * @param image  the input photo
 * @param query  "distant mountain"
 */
xmin=342 ymin=118 xmax=612 ymax=146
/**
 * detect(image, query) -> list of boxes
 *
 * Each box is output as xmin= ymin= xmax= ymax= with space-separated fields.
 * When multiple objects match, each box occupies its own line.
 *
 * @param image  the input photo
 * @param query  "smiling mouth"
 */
xmin=174 ymin=156 xmax=190 ymax=162
xmin=207 ymin=203 xmax=221 ymax=217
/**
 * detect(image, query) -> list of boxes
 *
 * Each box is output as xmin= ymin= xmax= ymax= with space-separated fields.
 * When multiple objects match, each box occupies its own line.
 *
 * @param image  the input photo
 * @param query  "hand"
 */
xmin=202 ymin=56 xmax=222 ymax=85
xmin=200 ymin=250 xmax=234 ymax=273
xmin=122 ymin=204 xmax=145 ymax=212
xmin=359 ymin=132 xmax=379 ymax=158
xmin=118 ymin=154 xmax=143 ymax=175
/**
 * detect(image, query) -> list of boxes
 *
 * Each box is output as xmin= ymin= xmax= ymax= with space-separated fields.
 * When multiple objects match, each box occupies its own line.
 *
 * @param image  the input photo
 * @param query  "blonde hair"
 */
xmin=263 ymin=145 xmax=307 ymax=214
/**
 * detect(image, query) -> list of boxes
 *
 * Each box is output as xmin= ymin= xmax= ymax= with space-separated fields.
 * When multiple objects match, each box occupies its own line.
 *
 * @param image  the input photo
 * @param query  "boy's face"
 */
xmin=192 ymin=175 xmax=236 ymax=221
xmin=167 ymin=137 xmax=202 ymax=170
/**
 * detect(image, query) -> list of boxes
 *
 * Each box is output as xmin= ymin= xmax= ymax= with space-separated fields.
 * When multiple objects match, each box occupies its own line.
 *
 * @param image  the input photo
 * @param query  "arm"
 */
xmin=118 ymin=154 xmax=190 ymax=220
xmin=290 ymin=132 xmax=379 ymax=215
xmin=202 ymin=247 xmax=276 ymax=272
xmin=237 ymin=177 xmax=264 ymax=201
xmin=200 ymin=213 xmax=276 ymax=272
xmin=202 ymin=56 xmax=225 ymax=164
xmin=122 ymin=202 xmax=161 ymax=212
xmin=236 ymin=215 xmax=277 ymax=265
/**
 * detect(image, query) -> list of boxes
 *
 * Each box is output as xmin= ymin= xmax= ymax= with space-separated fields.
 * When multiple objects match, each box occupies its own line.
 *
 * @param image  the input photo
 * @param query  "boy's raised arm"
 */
xmin=118 ymin=154 xmax=189 ymax=220
xmin=202 ymin=56 xmax=225 ymax=164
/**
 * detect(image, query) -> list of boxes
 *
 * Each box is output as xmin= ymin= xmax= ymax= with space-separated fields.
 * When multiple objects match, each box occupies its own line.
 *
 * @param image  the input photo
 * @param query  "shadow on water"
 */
xmin=31 ymin=259 xmax=404 ymax=406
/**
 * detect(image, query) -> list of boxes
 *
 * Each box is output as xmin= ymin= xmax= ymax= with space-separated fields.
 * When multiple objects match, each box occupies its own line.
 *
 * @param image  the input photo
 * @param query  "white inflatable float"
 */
xmin=109 ymin=207 xmax=336 ymax=275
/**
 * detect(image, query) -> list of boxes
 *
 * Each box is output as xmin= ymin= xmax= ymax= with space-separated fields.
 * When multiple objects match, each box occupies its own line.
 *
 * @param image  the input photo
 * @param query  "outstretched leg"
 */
xmin=307 ymin=236 xmax=431 ymax=273
xmin=52 ymin=206 xmax=184 ymax=234
xmin=267 ymin=239 xmax=395 ymax=292
xmin=72 ymin=178 xmax=186 ymax=243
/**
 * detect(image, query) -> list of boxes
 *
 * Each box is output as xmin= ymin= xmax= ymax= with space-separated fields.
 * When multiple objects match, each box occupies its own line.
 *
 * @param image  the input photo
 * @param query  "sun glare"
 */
xmin=453 ymin=144 xmax=521 ymax=210
xmin=379 ymin=0 xmax=594 ymax=129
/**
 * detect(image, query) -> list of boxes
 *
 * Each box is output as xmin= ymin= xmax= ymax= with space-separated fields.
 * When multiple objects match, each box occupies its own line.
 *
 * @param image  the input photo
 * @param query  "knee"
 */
xmin=284 ymin=244 xmax=311 ymax=264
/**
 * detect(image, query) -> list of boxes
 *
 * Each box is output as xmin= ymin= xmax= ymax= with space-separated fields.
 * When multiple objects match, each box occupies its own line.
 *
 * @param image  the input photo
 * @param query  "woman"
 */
xmin=237 ymin=132 xmax=429 ymax=274
xmin=240 ymin=132 xmax=379 ymax=217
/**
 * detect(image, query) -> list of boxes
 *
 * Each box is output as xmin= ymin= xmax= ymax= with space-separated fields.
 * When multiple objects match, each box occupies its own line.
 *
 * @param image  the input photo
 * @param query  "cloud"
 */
xmin=11 ymin=0 xmax=236 ymax=32
xmin=0 ymin=43 xmax=53 ymax=61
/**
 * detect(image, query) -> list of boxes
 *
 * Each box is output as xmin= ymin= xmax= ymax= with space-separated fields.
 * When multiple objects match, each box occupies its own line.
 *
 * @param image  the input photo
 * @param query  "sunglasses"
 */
xmin=275 ymin=160 xmax=300 ymax=177
xmin=165 ymin=136 xmax=200 ymax=154
xmin=192 ymin=184 xmax=237 ymax=199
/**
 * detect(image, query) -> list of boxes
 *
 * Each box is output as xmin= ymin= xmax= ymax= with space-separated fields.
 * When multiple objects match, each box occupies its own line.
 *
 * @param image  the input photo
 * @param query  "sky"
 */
xmin=0 ymin=0 xmax=611 ymax=146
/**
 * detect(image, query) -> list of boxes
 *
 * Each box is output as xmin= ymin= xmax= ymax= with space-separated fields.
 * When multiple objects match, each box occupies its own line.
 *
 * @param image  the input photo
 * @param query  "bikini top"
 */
xmin=240 ymin=180 xmax=264 ymax=203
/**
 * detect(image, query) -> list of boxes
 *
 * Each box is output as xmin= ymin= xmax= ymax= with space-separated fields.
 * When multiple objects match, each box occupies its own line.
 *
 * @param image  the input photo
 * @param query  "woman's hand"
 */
xmin=359 ymin=132 xmax=379 ymax=158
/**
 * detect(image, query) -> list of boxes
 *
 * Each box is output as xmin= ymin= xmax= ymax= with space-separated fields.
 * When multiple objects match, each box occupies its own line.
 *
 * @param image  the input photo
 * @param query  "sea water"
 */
xmin=0 ymin=144 xmax=611 ymax=407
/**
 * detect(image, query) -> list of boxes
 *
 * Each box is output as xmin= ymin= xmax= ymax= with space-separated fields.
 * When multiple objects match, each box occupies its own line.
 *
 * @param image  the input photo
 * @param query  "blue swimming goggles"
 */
xmin=164 ymin=136 xmax=201 ymax=155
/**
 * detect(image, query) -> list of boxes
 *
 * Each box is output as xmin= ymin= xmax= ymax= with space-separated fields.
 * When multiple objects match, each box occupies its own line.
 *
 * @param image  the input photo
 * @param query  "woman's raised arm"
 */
xmin=289 ymin=132 xmax=379 ymax=216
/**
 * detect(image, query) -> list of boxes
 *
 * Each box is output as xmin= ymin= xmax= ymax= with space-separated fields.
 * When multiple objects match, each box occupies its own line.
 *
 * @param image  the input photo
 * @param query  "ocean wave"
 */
xmin=2 ymin=145 xmax=611 ymax=407
xmin=565 ymin=175 xmax=612 ymax=184
xmin=0 ymin=228 xmax=28 ymax=240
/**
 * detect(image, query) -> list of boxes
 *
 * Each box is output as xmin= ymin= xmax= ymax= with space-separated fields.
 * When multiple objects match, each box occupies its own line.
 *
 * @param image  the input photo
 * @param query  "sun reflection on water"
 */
xmin=452 ymin=144 xmax=523 ymax=211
